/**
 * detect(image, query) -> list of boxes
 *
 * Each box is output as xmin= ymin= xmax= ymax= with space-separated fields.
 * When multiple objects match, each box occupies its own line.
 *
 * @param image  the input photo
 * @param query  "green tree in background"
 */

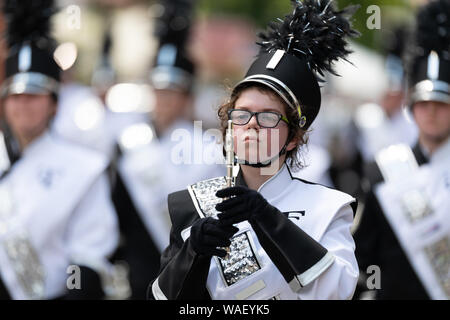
xmin=196 ymin=0 xmax=416 ymax=53
xmin=337 ymin=0 xmax=414 ymax=51
xmin=197 ymin=0 xmax=291 ymax=27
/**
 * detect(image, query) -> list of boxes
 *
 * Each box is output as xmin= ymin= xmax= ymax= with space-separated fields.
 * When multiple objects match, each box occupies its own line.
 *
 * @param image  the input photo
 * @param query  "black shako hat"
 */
xmin=383 ymin=26 xmax=408 ymax=92
xmin=91 ymin=27 xmax=116 ymax=90
xmin=232 ymin=0 xmax=359 ymax=129
xmin=407 ymin=0 xmax=450 ymax=108
xmin=150 ymin=0 xmax=195 ymax=93
xmin=2 ymin=0 xmax=61 ymax=98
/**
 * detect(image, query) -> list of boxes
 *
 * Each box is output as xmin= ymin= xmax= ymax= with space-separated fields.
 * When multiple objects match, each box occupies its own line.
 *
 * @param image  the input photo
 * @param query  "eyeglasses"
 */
xmin=228 ymin=109 xmax=289 ymax=128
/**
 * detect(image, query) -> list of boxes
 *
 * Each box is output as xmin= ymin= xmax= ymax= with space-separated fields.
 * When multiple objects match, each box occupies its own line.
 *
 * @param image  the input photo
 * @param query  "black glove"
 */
xmin=216 ymin=186 xmax=331 ymax=290
xmin=215 ymin=186 xmax=277 ymax=225
xmin=189 ymin=217 xmax=239 ymax=258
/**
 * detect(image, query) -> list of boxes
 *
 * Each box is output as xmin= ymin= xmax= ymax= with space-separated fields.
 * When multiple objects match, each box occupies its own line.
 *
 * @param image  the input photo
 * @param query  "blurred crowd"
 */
xmin=0 ymin=0 xmax=448 ymax=300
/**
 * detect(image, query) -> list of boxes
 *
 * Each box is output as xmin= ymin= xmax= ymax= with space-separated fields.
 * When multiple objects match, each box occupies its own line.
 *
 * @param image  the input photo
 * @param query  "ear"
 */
xmin=286 ymin=133 xmax=300 ymax=152
xmin=49 ymin=96 xmax=58 ymax=118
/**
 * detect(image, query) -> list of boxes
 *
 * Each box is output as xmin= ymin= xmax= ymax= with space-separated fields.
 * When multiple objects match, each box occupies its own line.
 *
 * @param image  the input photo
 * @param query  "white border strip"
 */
xmin=151 ymin=277 xmax=168 ymax=300
xmin=297 ymin=252 xmax=335 ymax=288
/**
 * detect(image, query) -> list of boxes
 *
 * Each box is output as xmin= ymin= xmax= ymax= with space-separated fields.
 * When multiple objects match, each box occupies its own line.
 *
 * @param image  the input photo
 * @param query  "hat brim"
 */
xmin=150 ymin=66 xmax=193 ymax=92
xmin=409 ymin=80 xmax=450 ymax=107
xmin=2 ymin=72 xmax=59 ymax=98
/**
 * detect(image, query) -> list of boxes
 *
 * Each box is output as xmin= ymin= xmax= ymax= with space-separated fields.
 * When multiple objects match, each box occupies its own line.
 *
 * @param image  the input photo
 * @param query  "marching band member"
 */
xmin=110 ymin=0 xmax=224 ymax=299
xmin=0 ymin=0 xmax=119 ymax=300
xmin=353 ymin=26 xmax=418 ymax=165
xmin=149 ymin=0 xmax=360 ymax=300
xmin=354 ymin=0 xmax=450 ymax=300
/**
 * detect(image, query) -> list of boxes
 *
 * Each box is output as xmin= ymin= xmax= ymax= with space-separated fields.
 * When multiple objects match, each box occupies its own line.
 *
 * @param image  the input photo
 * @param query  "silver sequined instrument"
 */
xmin=0 ymin=187 xmax=45 ymax=299
xmin=188 ymin=177 xmax=261 ymax=286
xmin=375 ymin=144 xmax=449 ymax=298
xmin=424 ymin=236 xmax=450 ymax=298
xmin=376 ymin=144 xmax=433 ymax=223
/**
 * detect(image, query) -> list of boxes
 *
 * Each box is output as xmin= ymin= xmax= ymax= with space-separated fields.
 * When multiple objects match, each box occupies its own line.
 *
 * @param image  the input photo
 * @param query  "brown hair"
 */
xmin=217 ymin=82 xmax=309 ymax=171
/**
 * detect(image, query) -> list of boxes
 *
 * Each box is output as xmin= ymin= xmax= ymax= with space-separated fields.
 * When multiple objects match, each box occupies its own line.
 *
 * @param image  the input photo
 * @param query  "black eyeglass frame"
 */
xmin=227 ymin=109 xmax=290 ymax=128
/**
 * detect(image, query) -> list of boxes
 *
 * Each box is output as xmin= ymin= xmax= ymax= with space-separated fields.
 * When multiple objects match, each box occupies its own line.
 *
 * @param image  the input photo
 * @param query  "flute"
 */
xmin=221 ymin=120 xmax=235 ymax=260
xmin=225 ymin=120 xmax=235 ymax=188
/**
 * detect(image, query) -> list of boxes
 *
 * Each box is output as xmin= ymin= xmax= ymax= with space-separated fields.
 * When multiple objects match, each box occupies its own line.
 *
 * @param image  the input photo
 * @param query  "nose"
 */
xmin=244 ymin=113 xmax=260 ymax=130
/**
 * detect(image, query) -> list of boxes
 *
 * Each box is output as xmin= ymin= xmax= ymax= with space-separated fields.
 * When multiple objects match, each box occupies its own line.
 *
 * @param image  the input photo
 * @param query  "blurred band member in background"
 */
xmin=354 ymin=0 xmax=450 ymax=300
xmin=354 ymin=26 xmax=418 ymax=166
xmin=0 ymin=0 xmax=119 ymax=300
xmin=110 ymin=0 xmax=224 ymax=300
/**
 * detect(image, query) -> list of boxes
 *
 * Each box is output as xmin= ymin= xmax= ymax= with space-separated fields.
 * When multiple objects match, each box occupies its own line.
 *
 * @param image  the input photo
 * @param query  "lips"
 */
xmin=243 ymin=136 xmax=258 ymax=142
xmin=242 ymin=132 xmax=259 ymax=142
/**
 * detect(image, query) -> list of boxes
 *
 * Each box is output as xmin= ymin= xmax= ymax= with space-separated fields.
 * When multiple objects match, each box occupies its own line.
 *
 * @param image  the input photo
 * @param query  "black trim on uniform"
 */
xmin=354 ymin=140 xmax=430 ymax=300
xmin=0 ymin=276 xmax=12 ymax=300
xmin=110 ymin=168 xmax=161 ymax=300
xmin=411 ymin=142 xmax=429 ymax=167
xmin=354 ymin=190 xmax=430 ymax=300
xmin=363 ymin=141 xmax=429 ymax=189
xmin=156 ymin=239 xmax=212 ymax=300
xmin=0 ymin=269 xmax=103 ymax=300
xmin=148 ymin=190 xmax=211 ymax=300
xmin=236 ymin=165 xmax=328 ymax=283
xmin=239 ymin=167 xmax=331 ymax=286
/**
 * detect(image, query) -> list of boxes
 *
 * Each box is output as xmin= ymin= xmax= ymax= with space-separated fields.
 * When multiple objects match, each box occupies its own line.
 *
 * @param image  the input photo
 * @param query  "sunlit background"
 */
xmin=0 ymin=0 xmax=432 ymax=196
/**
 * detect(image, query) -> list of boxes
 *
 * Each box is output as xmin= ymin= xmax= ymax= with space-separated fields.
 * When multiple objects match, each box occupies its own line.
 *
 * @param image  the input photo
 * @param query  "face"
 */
xmin=381 ymin=90 xmax=404 ymax=116
xmin=412 ymin=100 xmax=450 ymax=143
xmin=153 ymin=89 xmax=190 ymax=125
xmin=3 ymin=93 xmax=56 ymax=143
xmin=232 ymin=87 xmax=297 ymax=164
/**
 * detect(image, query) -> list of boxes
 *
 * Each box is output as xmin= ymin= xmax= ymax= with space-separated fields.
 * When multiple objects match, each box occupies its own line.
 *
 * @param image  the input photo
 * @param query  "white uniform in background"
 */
xmin=293 ymin=144 xmax=333 ymax=187
xmin=52 ymin=83 xmax=148 ymax=159
xmin=0 ymin=131 xmax=119 ymax=299
xmin=52 ymin=83 xmax=113 ymax=156
xmin=116 ymin=119 xmax=225 ymax=251
xmin=374 ymin=139 xmax=450 ymax=299
xmin=354 ymin=103 xmax=418 ymax=162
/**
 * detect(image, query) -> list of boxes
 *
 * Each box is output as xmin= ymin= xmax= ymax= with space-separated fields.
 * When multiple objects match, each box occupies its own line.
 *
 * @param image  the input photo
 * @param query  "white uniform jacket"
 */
xmin=151 ymin=164 xmax=359 ymax=300
xmin=0 ymin=132 xmax=119 ymax=299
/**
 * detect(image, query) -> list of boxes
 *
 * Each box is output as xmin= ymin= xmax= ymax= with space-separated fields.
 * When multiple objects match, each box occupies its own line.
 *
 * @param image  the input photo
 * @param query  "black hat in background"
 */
xmin=91 ymin=26 xmax=117 ymax=91
xmin=150 ymin=0 xmax=196 ymax=93
xmin=232 ymin=0 xmax=359 ymax=130
xmin=407 ymin=0 xmax=450 ymax=108
xmin=2 ymin=0 xmax=61 ymax=98
xmin=383 ymin=26 xmax=408 ymax=92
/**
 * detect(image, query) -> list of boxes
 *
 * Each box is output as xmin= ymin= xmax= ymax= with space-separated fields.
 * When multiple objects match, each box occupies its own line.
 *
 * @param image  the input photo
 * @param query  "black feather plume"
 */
xmin=256 ymin=0 xmax=359 ymax=78
xmin=415 ymin=0 xmax=450 ymax=58
xmin=3 ymin=0 xmax=57 ymax=49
